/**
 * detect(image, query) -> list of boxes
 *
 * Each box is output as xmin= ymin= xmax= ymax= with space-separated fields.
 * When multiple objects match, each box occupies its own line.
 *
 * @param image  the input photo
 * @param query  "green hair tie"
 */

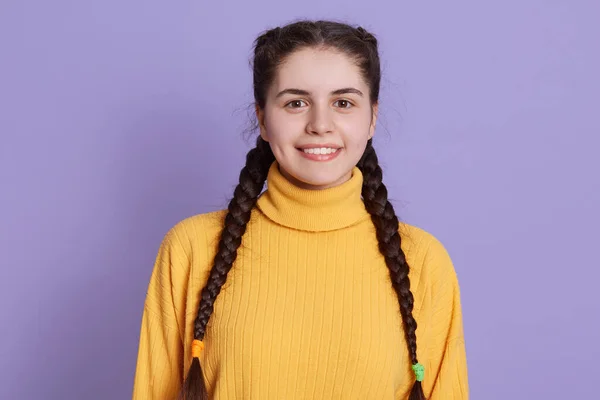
xmin=412 ymin=363 xmax=425 ymax=382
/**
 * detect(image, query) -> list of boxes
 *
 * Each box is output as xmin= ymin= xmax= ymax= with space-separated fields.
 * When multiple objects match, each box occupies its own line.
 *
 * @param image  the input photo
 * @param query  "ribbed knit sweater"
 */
xmin=132 ymin=162 xmax=469 ymax=399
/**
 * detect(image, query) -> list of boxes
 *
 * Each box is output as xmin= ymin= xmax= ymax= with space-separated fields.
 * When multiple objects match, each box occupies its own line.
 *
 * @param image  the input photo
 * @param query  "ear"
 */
xmin=255 ymin=104 xmax=269 ymax=142
xmin=368 ymin=102 xmax=378 ymax=139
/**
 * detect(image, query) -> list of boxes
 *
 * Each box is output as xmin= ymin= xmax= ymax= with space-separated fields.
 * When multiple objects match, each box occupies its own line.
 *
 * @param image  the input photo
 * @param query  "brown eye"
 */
xmin=286 ymin=100 xmax=307 ymax=108
xmin=335 ymin=99 xmax=353 ymax=109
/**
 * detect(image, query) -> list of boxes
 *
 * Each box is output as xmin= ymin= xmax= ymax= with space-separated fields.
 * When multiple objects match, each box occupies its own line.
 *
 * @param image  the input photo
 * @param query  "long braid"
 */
xmin=180 ymin=136 xmax=274 ymax=399
xmin=358 ymin=139 xmax=426 ymax=400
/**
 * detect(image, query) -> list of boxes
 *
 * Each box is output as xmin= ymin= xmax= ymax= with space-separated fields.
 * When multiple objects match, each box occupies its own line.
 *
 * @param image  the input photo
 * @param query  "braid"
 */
xmin=358 ymin=139 xmax=426 ymax=400
xmin=194 ymin=136 xmax=274 ymax=339
xmin=180 ymin=136 xmax=274 ymax=399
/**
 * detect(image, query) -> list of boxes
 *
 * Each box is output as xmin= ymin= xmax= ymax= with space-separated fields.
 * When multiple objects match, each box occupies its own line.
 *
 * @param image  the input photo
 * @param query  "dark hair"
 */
xmin=181 ymin=20 xmax=425 ymax=400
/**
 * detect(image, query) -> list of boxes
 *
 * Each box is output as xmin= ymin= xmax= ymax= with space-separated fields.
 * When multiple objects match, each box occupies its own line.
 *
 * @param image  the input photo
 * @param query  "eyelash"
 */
xmin=285 ymin=99 xmax=354 ymax=109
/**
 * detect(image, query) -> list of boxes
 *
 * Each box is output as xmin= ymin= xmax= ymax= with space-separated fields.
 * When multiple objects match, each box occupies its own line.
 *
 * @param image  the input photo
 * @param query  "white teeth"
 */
xmin=302 ymin=147 xmax=338 ymax=154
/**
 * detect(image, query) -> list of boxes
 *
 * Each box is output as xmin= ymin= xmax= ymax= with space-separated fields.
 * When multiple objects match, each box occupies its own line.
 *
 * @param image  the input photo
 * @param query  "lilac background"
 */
xmin=1 ymin=0 xmax=598 ymax=399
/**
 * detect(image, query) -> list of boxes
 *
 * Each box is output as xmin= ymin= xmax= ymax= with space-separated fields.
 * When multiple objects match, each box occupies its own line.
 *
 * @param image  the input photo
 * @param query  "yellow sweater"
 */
xmin=132 ymin=162 xmax=469 ymax=399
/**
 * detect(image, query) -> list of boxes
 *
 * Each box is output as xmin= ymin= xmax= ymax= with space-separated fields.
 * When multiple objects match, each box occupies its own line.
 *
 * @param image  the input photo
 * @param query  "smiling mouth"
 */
xmin=298 ymin=147 xmax=341 ymax=155
xmin=296 ymin=146 xmax=343 ymax=162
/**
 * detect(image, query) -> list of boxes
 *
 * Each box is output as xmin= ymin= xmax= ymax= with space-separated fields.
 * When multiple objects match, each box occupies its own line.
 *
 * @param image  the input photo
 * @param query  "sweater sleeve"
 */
xmin=420 ymin=235 xmax=469 ymax=399
xmin=132 ymin=225 xmax=191 ymax=400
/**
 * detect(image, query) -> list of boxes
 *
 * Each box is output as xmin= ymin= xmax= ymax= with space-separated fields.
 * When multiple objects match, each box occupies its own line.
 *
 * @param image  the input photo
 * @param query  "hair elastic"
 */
xmin=412 ymin=363 xmax=425 ymax=382
xmin=191 ymin=339 xmax=205 ymax=358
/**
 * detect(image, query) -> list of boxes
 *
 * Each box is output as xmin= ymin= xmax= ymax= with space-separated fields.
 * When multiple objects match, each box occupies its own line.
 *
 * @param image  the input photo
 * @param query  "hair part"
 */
xmin=182 ymin=19 xmax=425 ymax=400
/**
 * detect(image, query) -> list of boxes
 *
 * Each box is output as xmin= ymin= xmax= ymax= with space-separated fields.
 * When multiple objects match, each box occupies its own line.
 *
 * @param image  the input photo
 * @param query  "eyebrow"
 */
xmin=275 ymin=87 xmax=364 ymax=98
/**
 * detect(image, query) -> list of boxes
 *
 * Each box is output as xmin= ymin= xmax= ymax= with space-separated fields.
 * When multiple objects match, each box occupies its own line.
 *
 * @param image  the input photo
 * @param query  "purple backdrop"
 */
xmin=1 ymin=1 xmax=598 ymax=399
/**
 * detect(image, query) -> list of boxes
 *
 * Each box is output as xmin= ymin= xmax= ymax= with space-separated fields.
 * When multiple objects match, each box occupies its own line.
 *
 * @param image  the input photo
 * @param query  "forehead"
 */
xmin=272 ymin=47 xmax=367 ymax=92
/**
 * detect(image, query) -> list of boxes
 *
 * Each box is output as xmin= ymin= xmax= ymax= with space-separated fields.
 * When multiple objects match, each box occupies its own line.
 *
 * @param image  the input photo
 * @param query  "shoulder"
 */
xmin=158 ymin=209 xmax=228 ymax=259
xmin=169 ymin=209 xmax=227 ymax=239
xmin=398 ymin=222 xmax=457 ymax=284
xmin=399 ymin=223 xmax=450 ymax=257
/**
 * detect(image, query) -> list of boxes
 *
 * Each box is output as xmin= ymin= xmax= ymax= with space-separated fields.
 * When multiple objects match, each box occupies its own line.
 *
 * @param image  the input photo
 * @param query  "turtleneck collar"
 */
xmin=256 ymin=161 xmax=371 ymax=232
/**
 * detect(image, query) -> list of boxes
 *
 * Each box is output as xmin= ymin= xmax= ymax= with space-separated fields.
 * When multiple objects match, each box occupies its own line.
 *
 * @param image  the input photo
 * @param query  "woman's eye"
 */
xmin=335 ymin=100 xmax=353 ymax=109
xmin=287 ymin=100 xmax=306 ymax=108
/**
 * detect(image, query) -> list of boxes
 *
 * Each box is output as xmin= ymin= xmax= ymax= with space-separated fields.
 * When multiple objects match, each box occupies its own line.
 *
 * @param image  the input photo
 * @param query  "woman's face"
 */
xmin=257 ymin=47 xmax=378 ymax=190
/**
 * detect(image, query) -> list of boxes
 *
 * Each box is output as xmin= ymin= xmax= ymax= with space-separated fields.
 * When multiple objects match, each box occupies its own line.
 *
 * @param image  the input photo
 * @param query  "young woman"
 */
xmin=132 ymin=19 xmax=469 ymax=400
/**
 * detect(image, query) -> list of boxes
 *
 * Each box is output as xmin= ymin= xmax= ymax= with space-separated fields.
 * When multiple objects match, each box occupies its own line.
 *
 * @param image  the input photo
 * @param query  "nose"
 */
xmin=306 ymin=104 xmax=334 ymax=135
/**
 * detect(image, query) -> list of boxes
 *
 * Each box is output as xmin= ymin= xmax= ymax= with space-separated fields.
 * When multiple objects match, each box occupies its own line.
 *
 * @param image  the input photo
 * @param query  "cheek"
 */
xmin=339 ymin=115 xmax=372 ymax=143
xmin=265 ymin=111 xmax=302 ymax=143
